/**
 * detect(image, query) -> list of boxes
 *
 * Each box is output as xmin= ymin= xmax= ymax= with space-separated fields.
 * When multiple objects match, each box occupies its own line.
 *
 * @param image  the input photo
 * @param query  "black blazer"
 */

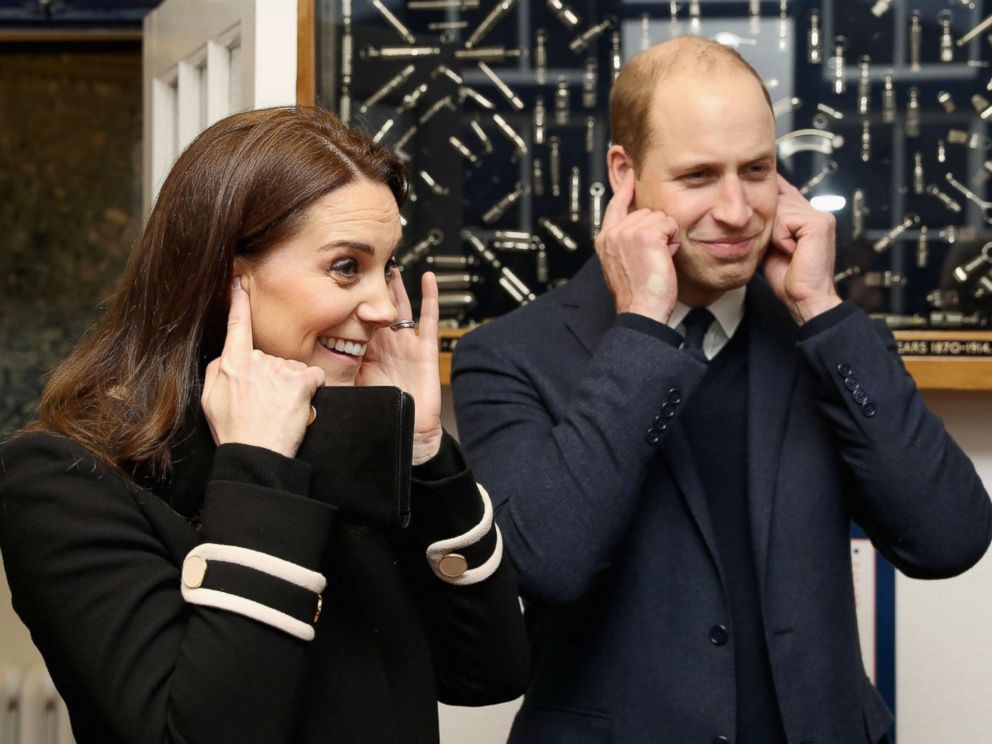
xmin=452 ymin=257 xmax=992 ymax=744
xmin=0 ymin=411 xmax=528 ymax=743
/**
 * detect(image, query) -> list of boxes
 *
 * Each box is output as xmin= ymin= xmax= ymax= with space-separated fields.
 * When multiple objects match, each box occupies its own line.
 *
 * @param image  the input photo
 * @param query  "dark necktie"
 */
xmin=681 ymin=307 xmax=715 ymax=361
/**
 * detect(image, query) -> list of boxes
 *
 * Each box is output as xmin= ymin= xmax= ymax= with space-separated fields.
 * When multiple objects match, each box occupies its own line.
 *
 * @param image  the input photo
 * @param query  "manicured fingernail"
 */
xmin=232 ymin=276 xmax=241 ymax=289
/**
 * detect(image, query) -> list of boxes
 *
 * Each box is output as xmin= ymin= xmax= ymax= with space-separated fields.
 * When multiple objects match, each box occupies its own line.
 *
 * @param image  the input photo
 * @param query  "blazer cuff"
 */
xmin=424 ymin=484 xmax=502 ymax=586
xmin=181 ymin=543 xmax=325 ymax=641
xmin=211 ymin=443 xmax=311 ymax=498
xmin=615 ymin=312 xmax=684 ymax=347
xmin=410 ymin=436 xmax=482 ymax=537
xmin=411 ymin=430 xmax=464 ymax=482
xmin=798 ymin=299 xmax=859 ymax=341
xmin=201 ymin=476 xmax=335 ymax=569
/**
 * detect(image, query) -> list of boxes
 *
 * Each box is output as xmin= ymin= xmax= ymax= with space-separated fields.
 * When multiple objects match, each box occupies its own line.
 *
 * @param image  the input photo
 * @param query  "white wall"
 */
xmin=895 ymin=392 xmax=992 ymax=744
xmin=1 ymin=388 xmax=988 ymax=743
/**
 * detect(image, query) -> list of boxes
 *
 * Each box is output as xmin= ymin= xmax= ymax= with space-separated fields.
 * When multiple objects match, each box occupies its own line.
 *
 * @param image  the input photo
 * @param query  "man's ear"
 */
xmin=607 ymin=145 xmax=635 ymax=195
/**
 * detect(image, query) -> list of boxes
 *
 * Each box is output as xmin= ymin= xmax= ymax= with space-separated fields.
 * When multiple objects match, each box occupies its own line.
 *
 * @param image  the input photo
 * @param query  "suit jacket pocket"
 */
xmin=861 ymin=677 xmax=894 ymax=743
xmin=509 ymin=702 xmax=611 ymax=744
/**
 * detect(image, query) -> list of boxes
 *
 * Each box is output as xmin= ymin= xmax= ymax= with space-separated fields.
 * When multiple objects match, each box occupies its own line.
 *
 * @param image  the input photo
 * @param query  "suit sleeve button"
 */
xmin=843 ymin=375 xmax=860 ymax=391
xmin=709 ymin=624 xmax=729 ymax=646
xmin=712 ymin=738 xmax=730 ymax=744
xmin=837 ymin=362 xmax=853 ymax=377
xmin=646 ymin=428 xmax=662 ymax=445
xmin=852 ymin=388 xmax=868 ymax=405
xmin=666 ymin=388 xmax=683 ymax=405
xmin=861 ymin=402 xmax=877 ymax=418
xmin=658 ymin=403 xmax=676 ymax=419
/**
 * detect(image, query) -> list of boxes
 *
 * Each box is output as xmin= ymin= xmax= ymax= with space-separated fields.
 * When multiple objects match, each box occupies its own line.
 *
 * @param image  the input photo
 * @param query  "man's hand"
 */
xmin=595 ymin=168 xmax=681 ymax=325
xmin=765 ymin=174 xmax=843 ymax=324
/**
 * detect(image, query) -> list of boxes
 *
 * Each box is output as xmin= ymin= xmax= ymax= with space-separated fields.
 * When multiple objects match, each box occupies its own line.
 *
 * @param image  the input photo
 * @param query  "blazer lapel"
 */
xmin=559 ymin=256 xmax=617 ymax=356
xmin=658 ymin=424 xmax=724 ymax=572
xmin=745 ymin=276 xmax=801 ymax=591
xmin=561 ymin=257 xmax=724 ymax=571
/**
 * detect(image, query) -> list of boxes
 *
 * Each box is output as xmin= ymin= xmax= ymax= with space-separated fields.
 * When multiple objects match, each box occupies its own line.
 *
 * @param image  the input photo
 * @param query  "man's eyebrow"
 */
xmin=669 ymin=152 xmax=776 ymax=172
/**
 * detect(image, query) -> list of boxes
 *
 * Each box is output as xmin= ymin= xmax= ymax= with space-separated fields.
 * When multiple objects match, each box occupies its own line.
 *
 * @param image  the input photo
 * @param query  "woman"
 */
xmin=0 ymin=107 xmax=527 ymax=743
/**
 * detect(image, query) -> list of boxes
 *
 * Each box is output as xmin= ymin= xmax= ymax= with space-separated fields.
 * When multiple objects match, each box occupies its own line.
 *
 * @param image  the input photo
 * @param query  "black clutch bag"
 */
xmin=295 ymin=386 xmax=414 ymax=528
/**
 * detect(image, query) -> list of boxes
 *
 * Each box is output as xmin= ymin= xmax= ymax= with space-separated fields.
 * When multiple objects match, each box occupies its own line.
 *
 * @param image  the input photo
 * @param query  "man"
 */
xmin=452 ymin=37 xmax=991 ymax=743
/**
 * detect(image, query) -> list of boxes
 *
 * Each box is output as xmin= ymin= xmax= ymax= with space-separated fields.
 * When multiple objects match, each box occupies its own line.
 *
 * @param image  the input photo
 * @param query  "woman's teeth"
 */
xmin=319 ymin=337 xmax=367 ymax=357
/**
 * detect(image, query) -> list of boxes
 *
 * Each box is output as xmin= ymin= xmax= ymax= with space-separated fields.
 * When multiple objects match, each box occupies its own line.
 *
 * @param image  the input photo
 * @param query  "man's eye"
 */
xmin=330 ymin=258 xmax=358 ymax=277
xmin=683 ymin=171 xmax=709 ymax=181
xmin=748 ymin=164 xmax=771 ymax=176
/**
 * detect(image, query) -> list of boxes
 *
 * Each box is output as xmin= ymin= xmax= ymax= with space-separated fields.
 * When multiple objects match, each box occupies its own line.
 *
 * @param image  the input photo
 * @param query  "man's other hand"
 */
xmin=595 ymin=168 xmax=681 ymax=325
xmin=766 ymin=174 xmax=843 ymax=324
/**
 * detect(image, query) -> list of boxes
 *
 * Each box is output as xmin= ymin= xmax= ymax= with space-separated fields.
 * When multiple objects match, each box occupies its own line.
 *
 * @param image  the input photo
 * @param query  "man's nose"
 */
xmin=711 ymin=176 xmax=753 ymax=228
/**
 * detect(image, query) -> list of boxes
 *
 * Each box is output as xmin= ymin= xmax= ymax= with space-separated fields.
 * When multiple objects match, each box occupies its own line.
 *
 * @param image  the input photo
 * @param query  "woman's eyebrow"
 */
xmin=318 ymin=240 xmax=375 ymax=255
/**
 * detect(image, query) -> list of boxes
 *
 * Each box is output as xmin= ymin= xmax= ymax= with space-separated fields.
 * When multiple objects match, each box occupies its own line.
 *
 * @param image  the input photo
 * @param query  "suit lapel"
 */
xmin=560 ymin=257 xmax=724 ymax=571
xmin=559 ymin=256 xmax=617 ymax=356
xmin=745 ymin=277 xmax=801 ymax=591
xmin=657 ymin=425 xmax=724 ymax=569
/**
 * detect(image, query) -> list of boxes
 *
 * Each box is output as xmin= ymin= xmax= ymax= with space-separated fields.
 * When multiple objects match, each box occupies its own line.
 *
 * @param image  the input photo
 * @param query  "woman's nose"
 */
xmin=357 ymin=276 xmax=399 ymax=328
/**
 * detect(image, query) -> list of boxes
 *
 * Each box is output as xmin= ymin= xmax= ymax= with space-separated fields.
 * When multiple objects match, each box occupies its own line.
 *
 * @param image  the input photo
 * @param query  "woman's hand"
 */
xmin=357 ymin=272 xmax=442 ymax=465
xmin=201 ymin=279 xmax=326 ymax=458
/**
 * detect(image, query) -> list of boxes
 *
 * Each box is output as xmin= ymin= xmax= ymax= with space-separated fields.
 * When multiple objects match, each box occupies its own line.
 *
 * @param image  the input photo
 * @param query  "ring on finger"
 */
xmin=390 ymin=319 xmax=416 ymax=331
xmin=307 ymin=404 xmax=317 ymax=426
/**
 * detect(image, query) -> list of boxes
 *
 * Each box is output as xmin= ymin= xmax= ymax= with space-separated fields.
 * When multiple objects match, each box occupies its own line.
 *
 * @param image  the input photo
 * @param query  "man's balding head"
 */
xmin=609 ymin=37 xmax=773 ymax=172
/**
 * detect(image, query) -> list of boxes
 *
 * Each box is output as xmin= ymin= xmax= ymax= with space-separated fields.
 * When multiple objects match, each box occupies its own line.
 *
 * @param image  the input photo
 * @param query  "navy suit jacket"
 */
xmin=452 ymin=257 xmax=992 ymax=744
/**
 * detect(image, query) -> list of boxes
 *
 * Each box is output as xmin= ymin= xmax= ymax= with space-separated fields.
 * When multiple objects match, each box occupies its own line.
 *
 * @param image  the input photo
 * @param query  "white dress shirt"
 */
xmin=667 ymin=286 xmax=747 ymax=361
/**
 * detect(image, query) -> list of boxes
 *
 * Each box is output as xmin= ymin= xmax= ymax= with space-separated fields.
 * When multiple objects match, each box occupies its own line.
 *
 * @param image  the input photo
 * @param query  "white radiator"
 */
xmin=0 ymin=665 xmax=74 ymax=744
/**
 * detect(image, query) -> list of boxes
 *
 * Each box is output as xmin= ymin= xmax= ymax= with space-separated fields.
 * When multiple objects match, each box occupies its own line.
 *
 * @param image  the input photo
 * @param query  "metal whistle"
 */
xmin=539 ymin=217 xmax=578 ymax=251
xmin=399 ymin=229 xmax=443 ymax=270
xmin=808 ymin=10 xmax=822 ymax=63
xmin=832 ymin=36 xmax=847 ymax=95
xmin=953 ymin=242 xmax=992 ymax=283
xmin=371 ymin=0 xmax=416 ymax=44
xmin=482 ymin=182 xmax=526 ymax=224
xmin=454 ymin=46 xmax=524 ymax=62
xmin=465 ymin=0 xmax=519 ymax=50
xmin=872 ymin=214 xmax=920 ymax=253
xmin=927 ymin=184 xmax=963 ymax=213
xmin=478 ymin=61 xmax=525 ymax=110
xmin=362 ymin=45 xmax=440 ymax=59
xmin=852 ymin=189 xmax=867 ymax=240
xmin=857 ymin=57 xmax=871 ymax=117
xmin=547 ymin=0 xmax=580 ymax=30
xmin=570 ymin=17 xmax=614 ymax=54
xmin=916 ymin=226 xmax=929 ymax=268
xmin=492 ymin=113 xmax=527 ymax=154
xmin=798 ymin=160 xmax=838 ymax=195
xmin=361 ymin=64 xmax=416 ymax=113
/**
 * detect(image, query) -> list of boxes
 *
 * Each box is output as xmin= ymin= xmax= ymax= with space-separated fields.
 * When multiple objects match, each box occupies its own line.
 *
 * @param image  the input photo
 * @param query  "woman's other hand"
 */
xmin=202 ymin=278 xmax=326 ymax=458
xmin=358 ymin=271 xmax=442 ymax=465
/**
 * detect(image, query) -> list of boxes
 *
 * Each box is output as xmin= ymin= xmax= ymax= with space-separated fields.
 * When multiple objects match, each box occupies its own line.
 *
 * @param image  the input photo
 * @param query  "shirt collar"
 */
xmin=668 ymin=285 xmax=747 ymax=339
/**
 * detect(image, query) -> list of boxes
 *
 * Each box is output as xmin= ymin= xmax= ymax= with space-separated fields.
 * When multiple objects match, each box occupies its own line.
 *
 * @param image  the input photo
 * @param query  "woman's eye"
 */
xmin=385 ymin=256 xmax=399 ymax=281
xmin=330 ymin=258 xmax=358 ymax=278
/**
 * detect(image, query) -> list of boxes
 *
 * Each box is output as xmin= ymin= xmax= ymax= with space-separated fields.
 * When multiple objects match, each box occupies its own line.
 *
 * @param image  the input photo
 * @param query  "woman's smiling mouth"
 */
xmin=319 ymin=336 xmax=368 ymax=358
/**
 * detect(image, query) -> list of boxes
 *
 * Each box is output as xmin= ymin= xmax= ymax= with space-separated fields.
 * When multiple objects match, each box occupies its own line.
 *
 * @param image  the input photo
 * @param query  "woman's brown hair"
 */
xmin=25 ymin=106 xmax=407 ymax=482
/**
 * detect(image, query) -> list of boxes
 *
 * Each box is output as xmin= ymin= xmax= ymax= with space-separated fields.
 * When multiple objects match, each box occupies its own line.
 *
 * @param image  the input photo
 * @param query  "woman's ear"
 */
xmin=607 ymin=145 xmax=635 ymax=195
xmin=232 ymin=257 xmax=252 ymax=293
